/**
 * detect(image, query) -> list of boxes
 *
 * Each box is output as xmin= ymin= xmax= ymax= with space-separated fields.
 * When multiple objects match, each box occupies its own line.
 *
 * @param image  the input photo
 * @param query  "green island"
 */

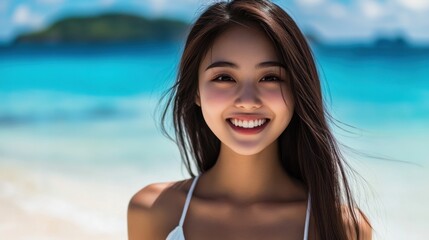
xmin=13 ymin=13 xmax=190 ymax=43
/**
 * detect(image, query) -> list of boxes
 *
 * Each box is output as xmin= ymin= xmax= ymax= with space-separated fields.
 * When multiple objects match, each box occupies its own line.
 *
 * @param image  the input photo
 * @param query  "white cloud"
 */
xmin=148 ymin=0 xmax=168 ymax=15
xmin=359 ymin=0 xmax=385 ymax=19
xmin=396 ymin=0 xmax=429 ymax=11
xmin=296 ymin=0 xmax=324 ymax=7
xmin=99 ymin=0 xmax=116 ymax=7
xmin=12 ymin=4 xmax=44 ymax=27
xmin=282 ymin=0 xmax=429 ymax=42
xmin=327 ymin=3 xmax=348 ymax=19
xmin=133 ymin=0 xmax=213 ymax=19
xmin=36 ymin=0 xmax=64 ymax=5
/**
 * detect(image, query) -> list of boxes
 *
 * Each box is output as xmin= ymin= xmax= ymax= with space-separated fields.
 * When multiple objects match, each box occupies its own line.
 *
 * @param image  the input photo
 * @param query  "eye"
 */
xmin=213 ymin=75 xmax=235 ymax=82
xmin=260 ymin=75 xmax=282 ymax=82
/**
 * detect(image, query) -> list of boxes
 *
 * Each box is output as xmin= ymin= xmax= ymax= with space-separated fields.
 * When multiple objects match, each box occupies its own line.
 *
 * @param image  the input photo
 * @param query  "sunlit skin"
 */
xmin=195 ymin=25 xmax=305 ymax=206
xmin=197 ymin=29 xmax=293 ymax=157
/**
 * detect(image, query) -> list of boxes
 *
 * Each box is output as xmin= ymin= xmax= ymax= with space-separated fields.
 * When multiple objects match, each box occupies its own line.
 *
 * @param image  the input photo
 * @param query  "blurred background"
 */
xmin=0 ymin=0 xmax=428 ymax=239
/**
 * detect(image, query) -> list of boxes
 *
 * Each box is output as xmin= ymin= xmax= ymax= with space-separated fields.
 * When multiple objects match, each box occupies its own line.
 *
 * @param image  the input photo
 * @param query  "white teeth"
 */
xmin=229 ymin=118 xmax=267 ymax=128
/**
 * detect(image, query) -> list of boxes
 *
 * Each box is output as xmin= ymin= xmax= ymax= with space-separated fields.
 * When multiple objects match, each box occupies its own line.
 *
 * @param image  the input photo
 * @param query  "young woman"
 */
xmin=128 ymin=0 xmax=373 ymax=239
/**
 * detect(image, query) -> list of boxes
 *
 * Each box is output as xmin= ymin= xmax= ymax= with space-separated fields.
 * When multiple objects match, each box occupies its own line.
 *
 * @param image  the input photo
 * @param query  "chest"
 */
xmin=181 ymin=200 xmax=311 ymax=240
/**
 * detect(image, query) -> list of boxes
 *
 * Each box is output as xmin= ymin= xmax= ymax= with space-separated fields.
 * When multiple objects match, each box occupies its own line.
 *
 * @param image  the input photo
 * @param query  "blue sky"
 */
xmin=0 ymin=0 xmax=428 ymax=44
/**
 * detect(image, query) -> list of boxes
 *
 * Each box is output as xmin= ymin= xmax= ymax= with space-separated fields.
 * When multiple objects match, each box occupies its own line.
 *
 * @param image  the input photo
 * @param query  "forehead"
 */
xmin=201 ymin=25 xmax=278 ymax=67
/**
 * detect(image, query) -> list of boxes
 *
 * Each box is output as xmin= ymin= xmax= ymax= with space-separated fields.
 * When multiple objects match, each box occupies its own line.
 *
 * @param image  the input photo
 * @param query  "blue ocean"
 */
xmin=0 ymin=42 xmax=428 ymax=239
xmin=1 ymin=43 xmax=428 ymax=125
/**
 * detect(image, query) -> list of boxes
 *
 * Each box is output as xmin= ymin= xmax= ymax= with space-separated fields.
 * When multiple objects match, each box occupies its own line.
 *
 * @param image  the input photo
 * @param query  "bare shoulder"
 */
xmin=127 ymin=179 xmax=191 ymax=240
xmin=341 ymin=205 xmax=373 ymax=240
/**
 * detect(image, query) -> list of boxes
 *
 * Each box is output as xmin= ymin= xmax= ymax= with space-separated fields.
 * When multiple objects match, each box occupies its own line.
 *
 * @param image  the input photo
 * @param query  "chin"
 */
xmin=224 ymin=142 xmax=271 ymax=156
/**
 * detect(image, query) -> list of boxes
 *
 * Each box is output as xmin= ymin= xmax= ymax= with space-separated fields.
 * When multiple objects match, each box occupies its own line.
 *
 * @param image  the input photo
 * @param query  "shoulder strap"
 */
xmin=303 ymin=192 xmax=311 ymax=240
xmin=178 ymin=175 xmax=200 ymax=227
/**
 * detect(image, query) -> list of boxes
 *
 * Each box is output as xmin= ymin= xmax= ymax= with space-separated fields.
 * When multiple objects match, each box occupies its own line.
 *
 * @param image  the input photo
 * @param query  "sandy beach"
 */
xmin=0 ymin=160 xmax=125 ymax=240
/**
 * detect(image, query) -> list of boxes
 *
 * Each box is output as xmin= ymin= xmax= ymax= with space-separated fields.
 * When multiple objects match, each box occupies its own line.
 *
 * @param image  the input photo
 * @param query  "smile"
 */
xmin=229 ymin=118 xmax=267 ymax=128
xmin=226 ymin=118 xmax=270 ymax=135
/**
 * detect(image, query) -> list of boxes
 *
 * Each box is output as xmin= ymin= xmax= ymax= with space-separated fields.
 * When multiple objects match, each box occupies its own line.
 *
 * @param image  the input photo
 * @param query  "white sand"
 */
xmin=0 ymin=159 xmax=185 ymax=240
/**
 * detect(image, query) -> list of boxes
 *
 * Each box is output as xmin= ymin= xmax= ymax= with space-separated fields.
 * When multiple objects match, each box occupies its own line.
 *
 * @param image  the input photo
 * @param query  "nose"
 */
xmin=234 ymin=82 xmax=262 ymax=110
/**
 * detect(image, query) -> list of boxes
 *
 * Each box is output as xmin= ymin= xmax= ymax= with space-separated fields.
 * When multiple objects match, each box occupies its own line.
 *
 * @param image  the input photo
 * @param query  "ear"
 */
xmin=195 ymin=90 xmax=201 ymax=107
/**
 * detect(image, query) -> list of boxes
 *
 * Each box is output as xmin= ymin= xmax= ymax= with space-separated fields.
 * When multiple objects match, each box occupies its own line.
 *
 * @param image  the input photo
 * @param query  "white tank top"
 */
xmin=166 ymin=175 xmax=312 ymax=240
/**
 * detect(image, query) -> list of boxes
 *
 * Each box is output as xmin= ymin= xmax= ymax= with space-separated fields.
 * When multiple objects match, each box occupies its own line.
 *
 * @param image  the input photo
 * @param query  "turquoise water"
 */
xmin=0 ymin=42 xmax=428 ymax=167
xmin=1 ymin=43 xmax=428 ymax=124
xmin=0 ymin=42 xmax=181 ymax=95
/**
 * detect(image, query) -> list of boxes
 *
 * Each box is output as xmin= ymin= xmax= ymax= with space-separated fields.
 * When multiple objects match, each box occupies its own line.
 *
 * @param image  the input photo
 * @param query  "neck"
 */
xmin=198 ymin=141 xmax=306 ymax=206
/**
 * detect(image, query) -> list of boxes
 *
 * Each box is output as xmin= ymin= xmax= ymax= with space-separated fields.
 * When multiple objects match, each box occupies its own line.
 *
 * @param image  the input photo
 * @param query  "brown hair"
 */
xmin=159 ymin=0 xmax=372 ymax=239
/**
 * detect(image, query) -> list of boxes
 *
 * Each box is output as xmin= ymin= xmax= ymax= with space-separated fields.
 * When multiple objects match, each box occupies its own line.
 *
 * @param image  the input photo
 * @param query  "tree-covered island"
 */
xmin=13 ymin=13 xmax=190 ymax=43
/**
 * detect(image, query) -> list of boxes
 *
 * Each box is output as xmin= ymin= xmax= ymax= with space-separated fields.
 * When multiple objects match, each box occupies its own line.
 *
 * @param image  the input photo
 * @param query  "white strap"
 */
xmin=303 ymin=192 xmax=311 ymax=240
xmin=179 ymin=175 xmax=200 ymax=227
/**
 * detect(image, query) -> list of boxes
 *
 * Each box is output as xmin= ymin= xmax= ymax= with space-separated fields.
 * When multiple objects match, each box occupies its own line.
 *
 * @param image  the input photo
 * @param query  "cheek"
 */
xmin=199 ymin=85 xmax=230 ymax=126
xmin=198 ymin=85 xmax=234 ymax=135
xmin=199 ymin=84 xmax=234 ymax=107
xmin=262 ymin=86 xmax=294 ymax=112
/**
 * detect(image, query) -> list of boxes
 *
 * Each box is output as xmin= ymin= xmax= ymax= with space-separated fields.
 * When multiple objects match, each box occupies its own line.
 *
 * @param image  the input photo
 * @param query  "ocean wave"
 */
xmin=0 ymin=90 xmax=161 ymax=126
xmin=0 ymin=105 xmax=133 ymax=126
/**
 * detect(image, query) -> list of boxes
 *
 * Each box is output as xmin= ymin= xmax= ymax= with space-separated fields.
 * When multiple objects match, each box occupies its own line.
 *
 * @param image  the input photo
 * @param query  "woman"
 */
xmin=128 ymin=0 xmax=373 ymax=239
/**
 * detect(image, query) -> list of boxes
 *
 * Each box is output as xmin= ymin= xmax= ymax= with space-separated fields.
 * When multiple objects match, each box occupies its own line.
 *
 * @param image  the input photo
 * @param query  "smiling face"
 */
xmin=196 ymin=25 xmax=295 ymax=156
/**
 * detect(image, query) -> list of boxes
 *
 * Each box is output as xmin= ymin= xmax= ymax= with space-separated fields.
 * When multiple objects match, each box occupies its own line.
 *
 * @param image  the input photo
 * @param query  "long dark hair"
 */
xmin=159 ymin=0 xmax=372 ymax=239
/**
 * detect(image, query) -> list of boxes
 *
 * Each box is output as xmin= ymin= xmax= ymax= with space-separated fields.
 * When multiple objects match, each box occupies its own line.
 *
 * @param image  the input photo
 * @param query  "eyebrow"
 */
xmin=205 ymin=61 xmax=286 ymax=71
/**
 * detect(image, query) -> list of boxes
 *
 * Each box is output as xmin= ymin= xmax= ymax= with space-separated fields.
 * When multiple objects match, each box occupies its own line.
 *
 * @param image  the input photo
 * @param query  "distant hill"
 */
xmin=13 ymin=13 xmax=190 ymax=44
xmin=373 ymin=35 xmax=409 ymax=48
